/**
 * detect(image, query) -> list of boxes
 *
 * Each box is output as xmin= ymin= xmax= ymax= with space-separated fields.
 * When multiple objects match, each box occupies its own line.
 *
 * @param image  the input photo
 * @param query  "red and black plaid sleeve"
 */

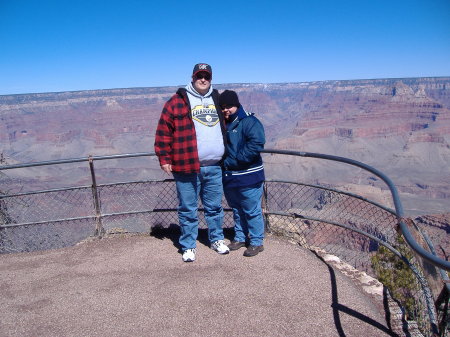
xmin=154 ymin=93 xmax=200 ymax=173
xmin=154 ymin=98 xmax=175 ymax=166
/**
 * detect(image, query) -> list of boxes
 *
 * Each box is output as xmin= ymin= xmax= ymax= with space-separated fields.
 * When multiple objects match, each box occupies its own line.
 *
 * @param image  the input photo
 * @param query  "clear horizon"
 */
xmin=2 ymin=75 xmax=450 ymax=97
xmin=1 ymin=0 xmax=449 ymax=95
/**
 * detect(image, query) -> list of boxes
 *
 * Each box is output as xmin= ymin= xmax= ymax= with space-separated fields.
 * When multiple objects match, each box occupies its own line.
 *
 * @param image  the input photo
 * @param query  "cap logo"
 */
xmin=198 ymin=64 xmax=208 ymax=70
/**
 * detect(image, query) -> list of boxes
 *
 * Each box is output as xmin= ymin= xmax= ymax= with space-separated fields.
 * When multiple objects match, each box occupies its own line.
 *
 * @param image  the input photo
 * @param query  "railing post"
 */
xmin=88 ymin=155 xmax=104 ymax=237
xmin=262 ymin=182 xmax=270 ymax=233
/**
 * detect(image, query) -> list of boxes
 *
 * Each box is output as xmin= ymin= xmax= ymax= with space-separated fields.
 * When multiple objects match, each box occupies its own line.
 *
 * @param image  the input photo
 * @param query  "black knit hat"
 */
xmin=219 ymin=90 xmax=240 ymax=108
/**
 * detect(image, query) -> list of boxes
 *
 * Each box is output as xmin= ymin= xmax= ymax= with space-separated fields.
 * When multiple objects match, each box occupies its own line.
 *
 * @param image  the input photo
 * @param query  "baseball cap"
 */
xmin=192 ymin=63 xmax=212 ymax=77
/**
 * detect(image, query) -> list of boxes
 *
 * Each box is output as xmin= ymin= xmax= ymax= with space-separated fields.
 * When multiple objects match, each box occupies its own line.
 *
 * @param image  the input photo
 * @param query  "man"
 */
xmin=154 ymin=63 xmax=229 ymax=262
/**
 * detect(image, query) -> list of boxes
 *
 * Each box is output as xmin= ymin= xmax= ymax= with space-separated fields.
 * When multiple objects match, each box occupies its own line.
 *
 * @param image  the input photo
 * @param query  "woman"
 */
xmin=219 ymin=90 xmax=266 ymax=257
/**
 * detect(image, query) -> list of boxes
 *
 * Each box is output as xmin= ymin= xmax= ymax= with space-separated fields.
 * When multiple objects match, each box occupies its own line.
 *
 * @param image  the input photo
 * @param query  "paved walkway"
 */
xmin=0 ymin=233 xmax=399 ymax=337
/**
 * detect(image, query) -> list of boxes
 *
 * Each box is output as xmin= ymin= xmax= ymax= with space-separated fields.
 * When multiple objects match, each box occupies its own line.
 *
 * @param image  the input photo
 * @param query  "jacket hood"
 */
xmin=185 ymin=81 xmax=213 ymax=98
xmin=235 ymin=105 xmax=254 ymax=121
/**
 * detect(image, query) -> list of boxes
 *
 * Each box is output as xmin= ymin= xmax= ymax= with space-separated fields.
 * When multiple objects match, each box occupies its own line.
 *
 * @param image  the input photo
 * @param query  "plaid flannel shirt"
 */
xmin=154 ymin=88 xmax=226 ymax=173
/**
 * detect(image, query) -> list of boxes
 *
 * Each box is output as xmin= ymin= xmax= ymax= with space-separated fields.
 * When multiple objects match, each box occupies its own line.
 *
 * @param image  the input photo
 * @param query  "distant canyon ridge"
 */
xmin=1 ymin=77 xmax=449 ymax=219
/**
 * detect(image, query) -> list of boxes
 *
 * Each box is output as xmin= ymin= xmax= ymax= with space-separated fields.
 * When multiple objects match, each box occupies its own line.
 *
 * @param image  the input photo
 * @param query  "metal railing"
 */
xmin=0 ymin=150 xmax=448 ymax=336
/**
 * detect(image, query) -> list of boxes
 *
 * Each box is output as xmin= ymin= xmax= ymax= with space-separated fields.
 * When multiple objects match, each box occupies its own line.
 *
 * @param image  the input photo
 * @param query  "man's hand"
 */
xmin=161 ymin=164 xmax=172 ymax=175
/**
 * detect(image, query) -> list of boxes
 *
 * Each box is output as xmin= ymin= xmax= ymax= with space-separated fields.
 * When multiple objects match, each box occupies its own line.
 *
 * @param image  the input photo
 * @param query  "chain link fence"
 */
xmin=0 ymin=152 xmax=448 ymax=336
xmin=264 ymin=180 xmax=443 ymax=336
xmin=264 ymin=181 xmax=398 ymax=271
xmin=0 ymin=179 xmax=234 ymax=253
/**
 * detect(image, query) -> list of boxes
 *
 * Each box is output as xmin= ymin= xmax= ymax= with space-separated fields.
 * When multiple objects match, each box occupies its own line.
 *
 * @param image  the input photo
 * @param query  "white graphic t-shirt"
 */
xmin=186 ymin=84 xmax=224 ymax=165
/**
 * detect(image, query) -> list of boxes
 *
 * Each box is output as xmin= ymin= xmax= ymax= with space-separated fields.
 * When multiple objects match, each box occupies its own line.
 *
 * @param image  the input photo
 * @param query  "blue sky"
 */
xmin=1 ymin=0 xmax=449 ymax=95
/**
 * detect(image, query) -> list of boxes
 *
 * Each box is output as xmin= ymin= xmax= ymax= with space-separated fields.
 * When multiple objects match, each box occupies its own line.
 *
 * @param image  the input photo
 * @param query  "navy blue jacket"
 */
xmin=223 ymin=106 xmax=265 ymax=188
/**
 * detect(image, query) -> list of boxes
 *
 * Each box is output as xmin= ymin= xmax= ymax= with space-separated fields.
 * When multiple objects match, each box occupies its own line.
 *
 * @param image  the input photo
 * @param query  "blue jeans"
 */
xmin=173 ymin=165 xmax=225 ymax=251
xmin=224 ymin=182 xmax=264 ymax=246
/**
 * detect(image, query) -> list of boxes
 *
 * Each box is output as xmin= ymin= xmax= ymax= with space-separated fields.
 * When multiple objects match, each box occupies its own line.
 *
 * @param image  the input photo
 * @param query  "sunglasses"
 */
xmin=221 ymin=105 xmax=234 ymax=110
xmin=195 ymin=73 xmax=211 ymax=81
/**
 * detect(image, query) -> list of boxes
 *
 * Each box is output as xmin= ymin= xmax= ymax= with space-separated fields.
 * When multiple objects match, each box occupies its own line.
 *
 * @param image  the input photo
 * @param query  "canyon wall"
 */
xmin=1 ymin=77 xmax=449 ymax=217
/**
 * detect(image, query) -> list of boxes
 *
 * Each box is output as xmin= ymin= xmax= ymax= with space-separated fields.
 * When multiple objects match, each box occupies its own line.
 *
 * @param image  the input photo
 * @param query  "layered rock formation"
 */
xmin=228 ymin=78 xmax=450 ymax=218
xmin=0 ymin=78 xmax=449 ymax=218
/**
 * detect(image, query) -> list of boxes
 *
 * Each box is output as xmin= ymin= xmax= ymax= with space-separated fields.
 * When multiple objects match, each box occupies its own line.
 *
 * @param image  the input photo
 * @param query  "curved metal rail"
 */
xmin=1 ymin=149 xmax=448 ymax=271
xmin=1 ymin=149 xmax=448 ymax=270
xmin=262 ymin=148 xmax=450 ymax=272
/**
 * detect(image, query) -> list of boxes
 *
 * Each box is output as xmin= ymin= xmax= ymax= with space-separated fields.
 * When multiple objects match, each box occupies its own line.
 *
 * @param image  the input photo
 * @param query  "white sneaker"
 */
xmin=182 ymin=248 xmax=196 ymax=262
xmin=211 ymin=240 xmax=230 ymax=254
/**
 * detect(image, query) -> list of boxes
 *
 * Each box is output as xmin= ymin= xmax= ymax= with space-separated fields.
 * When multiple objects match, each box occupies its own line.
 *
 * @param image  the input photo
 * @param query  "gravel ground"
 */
xmin=0 ymin=233 xmax=398 ymax=337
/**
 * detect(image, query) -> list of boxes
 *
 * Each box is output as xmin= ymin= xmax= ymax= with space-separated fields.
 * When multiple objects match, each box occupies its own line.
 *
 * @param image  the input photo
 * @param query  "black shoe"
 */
xmin=243 ymin=245 xmax=264 ymax=257
xmin=228 ymin=241 xmax=246 ymax=251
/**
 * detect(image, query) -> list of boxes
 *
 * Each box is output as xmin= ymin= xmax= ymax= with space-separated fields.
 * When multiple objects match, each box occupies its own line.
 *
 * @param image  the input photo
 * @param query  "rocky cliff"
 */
xmin=1 ymin=77 xmax=449 ymax=217
xmin=228 ymin=78 xmax=450 ymax=217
